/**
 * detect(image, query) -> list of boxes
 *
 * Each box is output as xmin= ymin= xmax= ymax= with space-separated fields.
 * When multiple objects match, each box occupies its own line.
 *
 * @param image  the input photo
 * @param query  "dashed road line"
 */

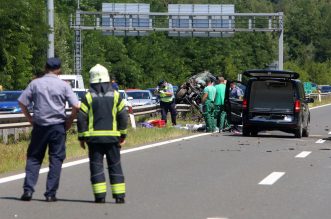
xmin=316 ymin=139 xmax=326 ymax=144
xmin=295 ymin=151 xmax=312 ymax=158
xmin=258 ymin=172 xmax=285 ymax=185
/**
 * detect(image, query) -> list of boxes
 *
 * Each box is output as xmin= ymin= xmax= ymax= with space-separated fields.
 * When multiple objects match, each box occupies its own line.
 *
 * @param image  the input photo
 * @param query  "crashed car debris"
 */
xmin=175 ymin=71 xmax=216 ymax=113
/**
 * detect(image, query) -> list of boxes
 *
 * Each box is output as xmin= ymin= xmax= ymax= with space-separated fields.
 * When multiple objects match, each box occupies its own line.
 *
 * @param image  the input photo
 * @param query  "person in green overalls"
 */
xmin=201 ymin=78 xmax=216 ymax=132
xmin=214 ymin=76 xmax=231 ymax=132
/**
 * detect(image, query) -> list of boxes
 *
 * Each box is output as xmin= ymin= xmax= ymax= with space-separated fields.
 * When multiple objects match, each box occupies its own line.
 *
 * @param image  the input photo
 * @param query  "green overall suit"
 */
xmin=214 ymin=83 xmax=230 ymax=131
xmin=203 ymin=85 xmax=216 ymax=132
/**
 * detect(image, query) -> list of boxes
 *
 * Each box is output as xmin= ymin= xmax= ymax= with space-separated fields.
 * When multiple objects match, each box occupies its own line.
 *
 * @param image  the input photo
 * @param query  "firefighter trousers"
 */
xmin=87 ymin=143 xmax=125 ymax=199
xmin=203 ymin=100 xmax=216 ymax=132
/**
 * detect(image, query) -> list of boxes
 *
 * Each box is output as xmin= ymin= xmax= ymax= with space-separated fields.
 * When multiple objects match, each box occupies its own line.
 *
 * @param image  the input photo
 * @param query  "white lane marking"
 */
xmin=0 ymin=133 xmax=211 ymax=184
xmin=295 ymin=151 xmax=312 ymax=158
xmin=310 ymin=103 xmax=331 ymax=110
xmin=258 ymin=172 xmax=285 ymax=185
xmin=316 ymin=139 xmax=326 ymax=144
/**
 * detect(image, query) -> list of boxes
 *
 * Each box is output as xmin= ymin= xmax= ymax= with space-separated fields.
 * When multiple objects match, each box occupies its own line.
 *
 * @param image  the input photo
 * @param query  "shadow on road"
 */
xmin=0 ymin=196 xmax=118 ymax=204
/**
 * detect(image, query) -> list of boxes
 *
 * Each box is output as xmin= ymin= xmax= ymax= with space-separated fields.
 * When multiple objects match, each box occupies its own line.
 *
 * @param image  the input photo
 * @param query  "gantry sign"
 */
xmin=70 ymin=3 xmax=284 ymax=75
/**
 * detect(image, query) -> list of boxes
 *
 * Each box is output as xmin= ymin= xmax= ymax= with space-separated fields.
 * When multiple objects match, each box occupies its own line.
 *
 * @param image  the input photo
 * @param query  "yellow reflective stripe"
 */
xmin=117 ymin=100 xmax=126 ymax=112
xmin=111 ymin=183 xmax=125 ymax=194
xmin=92 ymin=182 xmax=107 ymax=194
xmin=86 ymin=93 xmax=94 ymax=132
xmin=78 ymin=132 xmax=89 ymax=137
xmin=113 ymin=91 xmax=119 ymax=131
xmin=119 ymin=129 xmax=127 ymax=135
xmin=79 ymin=130 xmax=121 ymax=137
xmin=80 ymin=102 xmax=88 ymax=113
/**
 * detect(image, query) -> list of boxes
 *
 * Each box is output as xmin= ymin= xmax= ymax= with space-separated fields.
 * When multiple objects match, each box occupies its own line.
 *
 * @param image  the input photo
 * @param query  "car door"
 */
xmin=224 ymin=80 xmax=246 ymax=125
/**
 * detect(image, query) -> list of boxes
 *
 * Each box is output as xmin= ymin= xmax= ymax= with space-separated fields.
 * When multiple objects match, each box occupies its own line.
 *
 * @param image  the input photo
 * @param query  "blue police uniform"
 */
xmin=18 ymin=58 xmax=79 ymax=200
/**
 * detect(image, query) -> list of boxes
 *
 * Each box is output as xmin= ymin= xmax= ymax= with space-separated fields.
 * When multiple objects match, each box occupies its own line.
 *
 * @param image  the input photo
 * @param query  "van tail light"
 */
xmin=242 ymin=99 xmax=248 ymax=110
xmin=294 ymin=100 xmax=301 ymax=112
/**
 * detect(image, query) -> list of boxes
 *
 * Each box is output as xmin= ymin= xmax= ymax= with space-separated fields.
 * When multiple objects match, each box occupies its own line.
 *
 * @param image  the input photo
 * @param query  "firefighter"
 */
xmin=77 ymin=64 xmax=128 ymax=204
xmin=201 ymin=77 xmax=216 ymax=132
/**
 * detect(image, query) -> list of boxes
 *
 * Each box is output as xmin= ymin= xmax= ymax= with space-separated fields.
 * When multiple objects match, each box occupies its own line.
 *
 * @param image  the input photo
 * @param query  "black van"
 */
xmin=240 ymin=69 xmax=313 ymax=138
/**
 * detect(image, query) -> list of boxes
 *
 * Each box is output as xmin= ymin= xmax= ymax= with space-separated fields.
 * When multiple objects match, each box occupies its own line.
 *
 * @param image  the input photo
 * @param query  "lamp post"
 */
xmin=47 ymin=0 xmax=55 ymax=58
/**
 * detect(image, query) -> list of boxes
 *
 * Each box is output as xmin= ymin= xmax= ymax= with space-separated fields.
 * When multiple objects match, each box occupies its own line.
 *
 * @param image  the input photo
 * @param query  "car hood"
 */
xmin=0 ymin=101 xmax=21 ymax=112
xmin=129 ymin=99 xmax=152 ymax=106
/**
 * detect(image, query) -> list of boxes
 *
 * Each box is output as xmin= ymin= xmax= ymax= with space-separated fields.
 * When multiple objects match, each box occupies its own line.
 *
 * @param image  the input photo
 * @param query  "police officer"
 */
xmin=77 ymin=64 xmax=128 ymax=204
xmin=18 ymin=57 xmax=80 ymax=202
xmin=156 ymin=80 xmax=177 ymax=126
xmin=201 ymin=78 xmax=216 ymax=132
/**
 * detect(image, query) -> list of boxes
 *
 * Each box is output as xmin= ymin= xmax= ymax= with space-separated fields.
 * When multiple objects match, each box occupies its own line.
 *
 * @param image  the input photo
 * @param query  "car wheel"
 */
xmin=302 ymin=123 xmax=310 ymax=137
xmin=294 ymin=123 xmax=303 ymax=138
xmin=251 ymin=129 xmax=258 ymax=137
xmin=242 ymin=127 xmax=250 ymax=136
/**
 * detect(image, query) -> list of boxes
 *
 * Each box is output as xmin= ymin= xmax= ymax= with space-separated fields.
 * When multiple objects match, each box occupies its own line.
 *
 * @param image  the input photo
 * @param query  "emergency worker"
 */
xmin=214 ymin=77 xmax=230 ymax=132
xmin=156 ymin=80 xmax=177 ymax=126
xmin=77 ymin=64 xmax=128 ymax=204
xmin=18 ymin=57 xmax=80 ymax=202
xmin=201 ymin=78 xmax=216 ymax=132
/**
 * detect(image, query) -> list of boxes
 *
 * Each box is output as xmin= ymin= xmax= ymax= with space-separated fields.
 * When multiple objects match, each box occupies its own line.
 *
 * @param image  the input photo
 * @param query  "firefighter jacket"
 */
xmin=77 ymin=83 xmax=128 ymax=143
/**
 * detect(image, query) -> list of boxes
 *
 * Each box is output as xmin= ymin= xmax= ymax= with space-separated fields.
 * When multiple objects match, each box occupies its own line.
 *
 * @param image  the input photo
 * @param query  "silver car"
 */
xmin=126 ymin=90 xmax=157 ymax=106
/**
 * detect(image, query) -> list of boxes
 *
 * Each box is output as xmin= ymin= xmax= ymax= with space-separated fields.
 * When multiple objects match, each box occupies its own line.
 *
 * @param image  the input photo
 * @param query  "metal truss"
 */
xmin=70 ymin=11 xmax=284 ymax=75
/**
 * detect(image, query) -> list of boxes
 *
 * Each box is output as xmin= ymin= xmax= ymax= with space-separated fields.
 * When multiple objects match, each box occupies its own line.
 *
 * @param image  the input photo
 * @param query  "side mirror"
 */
xmin=128 ymin=96 xmax=133 ymax=100
xmin=152 ymin=96 xmax=157 ymax=100
xmin=305 ymin=97 xmax=314 ymax=103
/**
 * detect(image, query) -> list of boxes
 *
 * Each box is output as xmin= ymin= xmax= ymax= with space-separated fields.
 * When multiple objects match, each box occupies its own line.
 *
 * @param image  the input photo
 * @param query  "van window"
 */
xmin=298 ymin=83 xmax=305 ymax=99
xmin=249 ymin=80 xmax=294 ymax=112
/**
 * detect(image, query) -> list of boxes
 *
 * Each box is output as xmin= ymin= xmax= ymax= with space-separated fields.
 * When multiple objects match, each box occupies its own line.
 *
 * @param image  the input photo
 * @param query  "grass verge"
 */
xmin=0 ymin=126 xmax=192 ymax=174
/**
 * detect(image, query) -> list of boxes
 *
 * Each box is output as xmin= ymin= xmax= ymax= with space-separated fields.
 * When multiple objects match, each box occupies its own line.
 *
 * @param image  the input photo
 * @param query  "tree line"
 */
xmin=1 ymin=0 xmax=331 ymax=90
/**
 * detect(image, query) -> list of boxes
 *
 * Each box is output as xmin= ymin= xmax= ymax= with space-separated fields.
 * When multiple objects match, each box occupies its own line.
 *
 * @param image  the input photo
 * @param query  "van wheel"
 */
xmin=294 ymin=124 xmax=303 ymax=138
xmin=302 ymin=124 xmax=310 ymax=137
xmin=251 ymin=130 xmax=258 ymax=136
xmin=242 ymin=127 xmax=250 ymax=136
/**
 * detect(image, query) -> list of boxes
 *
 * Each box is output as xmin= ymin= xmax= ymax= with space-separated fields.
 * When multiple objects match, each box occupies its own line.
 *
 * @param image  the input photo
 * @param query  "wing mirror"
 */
xmin=128 ymin=96 xmax=133 ymax=100
xmin=305 ymin=97 xmax=314 ymax=103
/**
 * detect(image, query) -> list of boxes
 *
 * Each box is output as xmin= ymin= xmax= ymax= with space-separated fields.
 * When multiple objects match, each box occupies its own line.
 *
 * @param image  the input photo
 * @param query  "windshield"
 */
xmin=0 ymin=92 xmax=21 ymax=102
xmin=63 ymin=79 xmax=75 ymax=88
xmin=119 ymin=91 xmax=126 ymax=99
xmin=74 ymin=91 xmax=86 ymax=101
xmin=127 ymin=92 xmax=150 ymax=99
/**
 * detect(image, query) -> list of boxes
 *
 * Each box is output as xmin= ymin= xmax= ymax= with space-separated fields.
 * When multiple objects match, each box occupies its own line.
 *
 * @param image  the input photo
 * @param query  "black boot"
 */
xmin=21 ymin=191 xmax=33 ymax=201
xmin=115 ymin=197 xmax=125 ymax=204
xmin=95 ymin=197 xmax=105 ymax=203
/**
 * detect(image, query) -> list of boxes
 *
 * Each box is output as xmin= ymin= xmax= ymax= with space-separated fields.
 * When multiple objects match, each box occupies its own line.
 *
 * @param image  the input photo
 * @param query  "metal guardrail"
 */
xmin=0 ymin=104 xmax=191 ymax=144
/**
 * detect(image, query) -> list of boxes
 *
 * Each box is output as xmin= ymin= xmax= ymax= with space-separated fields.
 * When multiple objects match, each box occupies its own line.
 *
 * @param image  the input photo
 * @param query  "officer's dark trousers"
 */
xmin=23 ymin=123 xmax=66 ymax=197
xmin=160 ymin=100 xmax=177 ymax=125
xmin=88 ymin=143 xmax=125 ymax=199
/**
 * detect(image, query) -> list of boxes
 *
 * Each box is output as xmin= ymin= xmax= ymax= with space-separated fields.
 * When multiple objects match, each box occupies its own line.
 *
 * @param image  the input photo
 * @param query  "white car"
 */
xmin=119 ymin=90 xmax=132 ymax=108
xmin=125 ymin=90 xmax=157 ymax=107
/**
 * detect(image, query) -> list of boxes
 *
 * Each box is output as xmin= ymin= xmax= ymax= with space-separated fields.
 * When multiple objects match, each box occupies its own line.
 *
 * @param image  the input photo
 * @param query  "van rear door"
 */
xmin=243 ymin=69 xmax=299 ymax=79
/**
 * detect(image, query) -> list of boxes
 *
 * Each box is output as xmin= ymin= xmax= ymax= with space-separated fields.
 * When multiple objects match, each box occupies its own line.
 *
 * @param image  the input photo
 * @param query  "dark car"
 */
xmin=0 ymin=91 xmax=24 ymax=113
xmin=319 ymin=85 xmax=331 ymax=93
xmin=237 ymin=69 xmax=313 ymax=138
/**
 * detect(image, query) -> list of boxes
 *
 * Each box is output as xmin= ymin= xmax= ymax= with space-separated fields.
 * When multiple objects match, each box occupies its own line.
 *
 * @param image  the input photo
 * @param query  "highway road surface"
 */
xmin=0 ymin=104 xmax=331 ymax=219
